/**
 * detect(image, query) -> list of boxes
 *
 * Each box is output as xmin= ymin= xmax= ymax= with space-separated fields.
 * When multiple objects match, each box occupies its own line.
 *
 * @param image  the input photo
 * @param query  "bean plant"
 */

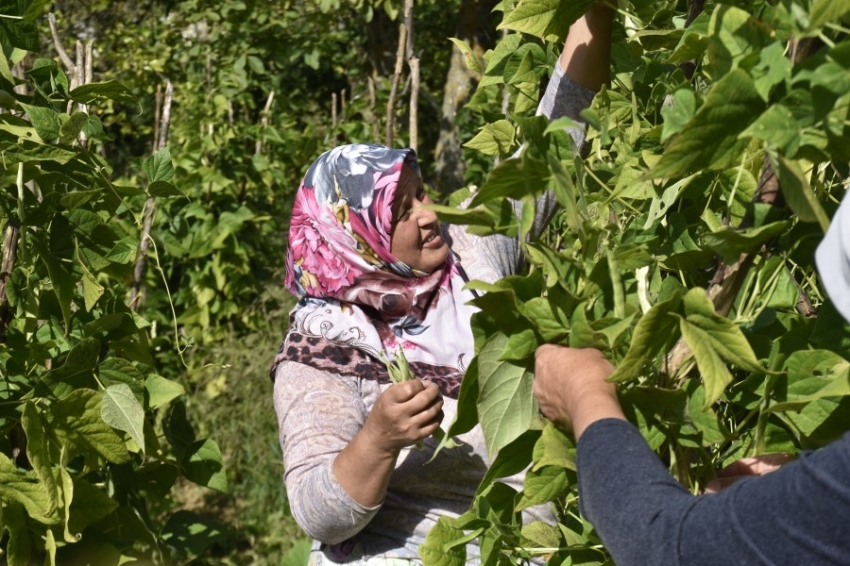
xmin=422 ymin=0 xmax=850 ymax=564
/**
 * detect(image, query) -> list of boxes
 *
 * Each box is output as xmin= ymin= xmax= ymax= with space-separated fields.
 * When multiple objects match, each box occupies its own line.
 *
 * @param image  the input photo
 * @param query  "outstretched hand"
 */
xmin=534 ymin=345 xmax=626 ymax=439
xmin=363 ymin=379 xmax=444 ymax=455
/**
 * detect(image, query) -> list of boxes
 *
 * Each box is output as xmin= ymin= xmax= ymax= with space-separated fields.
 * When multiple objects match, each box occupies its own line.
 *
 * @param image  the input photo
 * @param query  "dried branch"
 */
xmin=331 ymin=92 xmax=338 ymax=144
xmin=386 ymin=22 xmax=407 ymax=147
xmin=131 ymin=79 xmax=173 ymax=311
xmin=255 ymin=89 xmax=275 ymax=155
xmin=48 ymin=13 xmax=75 ymax=72
xmin=408 ymin=56 xmax=420 ymax=152
xmin=368 ymin=75 xmax=379 ymax=141
xmin=0 ymin=219 xmax=20 ymax=342
xmin=403 ymin=0 xmax=418 ymax=151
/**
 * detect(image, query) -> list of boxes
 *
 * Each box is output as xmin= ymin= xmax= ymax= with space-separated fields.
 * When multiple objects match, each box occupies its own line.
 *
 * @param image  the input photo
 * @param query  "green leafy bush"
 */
xmin=425 ymin=0 xmax=850 ymax=563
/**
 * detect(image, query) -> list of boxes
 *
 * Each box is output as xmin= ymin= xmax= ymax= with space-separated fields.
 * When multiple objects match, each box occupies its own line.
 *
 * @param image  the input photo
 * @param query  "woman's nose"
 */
xmin=414 ymin=204 xmax=438 ymax=225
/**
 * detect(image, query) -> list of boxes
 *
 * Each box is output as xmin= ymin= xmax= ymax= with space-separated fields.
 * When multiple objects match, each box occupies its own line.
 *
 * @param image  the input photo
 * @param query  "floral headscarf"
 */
xmin=271 ymin=144 xmax=477 ymax=398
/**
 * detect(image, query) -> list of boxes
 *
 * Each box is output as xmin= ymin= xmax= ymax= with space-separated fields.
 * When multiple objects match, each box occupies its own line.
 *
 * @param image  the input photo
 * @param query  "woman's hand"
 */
xmin=704 ymin=454 xmax=796 ymax=493
xmin=534 ymin=345 xmax=626 ymax=440
xmin=362 ymin=379 xmax=444 ymax=455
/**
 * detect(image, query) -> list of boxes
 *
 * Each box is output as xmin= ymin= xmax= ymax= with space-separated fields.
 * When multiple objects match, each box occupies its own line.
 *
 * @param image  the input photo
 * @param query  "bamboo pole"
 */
xmin=386 ymin=22 xmax=407 ymax=147
xmin=130 ymin=80 xmax=173 ymax=311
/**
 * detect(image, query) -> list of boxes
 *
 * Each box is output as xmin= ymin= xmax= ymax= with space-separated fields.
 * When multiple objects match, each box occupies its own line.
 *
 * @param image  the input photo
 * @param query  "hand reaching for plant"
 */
xmin=704 ymin=454 xmax=796 ymax=494
xmin=362 ymin=378 xmax=444 ymax=455
xmin=533 ymin=345 xmax=626 ymax=440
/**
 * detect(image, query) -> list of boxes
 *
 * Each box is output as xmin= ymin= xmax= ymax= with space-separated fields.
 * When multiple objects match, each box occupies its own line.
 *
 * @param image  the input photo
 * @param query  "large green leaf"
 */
xmin=142 ymin=147 xmax=175 ymax=183
xmin=470 ymin=152 xmax=549 ymax=206
xmin=69 ymin=80 xmax=141 ymax=112
xmin=419 ymin=516 xmax=466 ymax=566
xmin=516 ymin=465 xmax=568 ymax=511
xmin=145 ymin=374 xmax=186 ymax=409
xmin=608 ymin=293 xmax=681 ymax=383
xmin=477 ymin=333 xmax=537 ymax=457
xmin=498 ymin=0 xmax=594 ymax=40
xmin=678 ymin=318 xmax=734 ymax=406
xmin=21 ymin=403 xmax=59 ymax=516
xmin=49 ymin=389 xmax=130 ymax=466
xmin=0 ymin=454 xmax=55 ymax=524
xmin=651 ymin=69 xmax=765 ymax=179
xmin=67 ymin=477 xmax=119 ymax=535
xmin=807 ymin=0 xmax=850 ymax=34
xmin=531 ymin=423 xmax=575 ymax=471
xmin=101 ymin=384 xmax=146 ymax=452
xmin=773 ymin=155 xmax=830 ymax=232
xmin=463 ymin=120 xmax=516 ymax=156
xmin=183 ymin=439 xmax=228 ymax=493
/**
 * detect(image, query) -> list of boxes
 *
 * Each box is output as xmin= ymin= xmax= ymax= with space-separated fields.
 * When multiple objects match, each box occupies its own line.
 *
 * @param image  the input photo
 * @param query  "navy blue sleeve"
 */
xmin=576 ymin=419 xmax=850 ymax=566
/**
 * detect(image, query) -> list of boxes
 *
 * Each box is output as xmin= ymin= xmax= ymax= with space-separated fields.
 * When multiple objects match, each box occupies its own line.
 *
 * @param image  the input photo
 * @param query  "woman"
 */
xmin=272 ymin=6 xmax=614 ymax=563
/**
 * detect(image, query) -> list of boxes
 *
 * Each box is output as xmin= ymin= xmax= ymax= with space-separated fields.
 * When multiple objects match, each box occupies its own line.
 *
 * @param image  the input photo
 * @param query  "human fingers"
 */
xmin=704 ymin=454 xmax=795 ymax=493
xmin=716 ymin=454 xmax=795 ymax=479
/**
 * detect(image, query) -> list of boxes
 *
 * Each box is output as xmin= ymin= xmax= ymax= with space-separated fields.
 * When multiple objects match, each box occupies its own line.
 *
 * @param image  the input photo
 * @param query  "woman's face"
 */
xmin=390 ymin=166 xmax=449 ymax=273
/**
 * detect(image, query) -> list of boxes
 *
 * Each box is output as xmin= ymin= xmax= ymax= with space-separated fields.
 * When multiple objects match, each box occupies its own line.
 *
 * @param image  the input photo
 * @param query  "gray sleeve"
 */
xmin=273 ymin=362 xmax=381 ymax=544
xmin=448 ymin=62 xmax=596 ymax=281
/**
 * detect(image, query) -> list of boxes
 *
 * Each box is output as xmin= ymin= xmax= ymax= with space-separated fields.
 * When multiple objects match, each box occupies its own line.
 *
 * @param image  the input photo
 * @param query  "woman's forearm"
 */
xmin=332 ymin=429 xmax=399 ymax=508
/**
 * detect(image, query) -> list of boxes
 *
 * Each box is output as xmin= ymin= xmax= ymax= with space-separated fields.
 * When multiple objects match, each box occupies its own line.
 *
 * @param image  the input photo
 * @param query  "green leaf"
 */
xmin=682 ymin=288 xmax=763 ymax=374
xmin=148 ymin=180 xmax=185 ymax=198
xmin=740 ymin=104 xmax=800 ymax=156
xmin=477 ymin=429 xmax=540 ymax=494
xmin=20 ymin=103 xmax=60 ymax=141
xmin=469 ymin=155 xmax=549 ymax=207
xmin=161 ymin=510 xmax=230 ymax=557
xmin=768 ymin=351 xmax=850 ymax=413
xmin=678 ymin=318 xmax=733 ymax=406
xmin=183 ymin=439 xmax=228 ymax=493
xmin=101 ymin=384 xmax=146 ymax=452
xmin=498 ymin=0 xmax=593 ymax=40
xmin=142 ymin=147 xmax=174 ymax=183
xmin=609 ymin=293 xmax=681 ymax=383
xmin=702 ymin=220 xmax=790 ymax=263
xmin=651 ymin=69 xmax=765 ymax=179
xmin=531 ymin=423 xmax=575 ymax=471
xmin=660 ymin=89 xmax=696 ymax=143
xmin=49 ymin=389 xmax=130 ymax=466
xmin=477 ymin=333 xmax=537 ymax=457
xmin=69 ymin=80 xmax=141 ymax=112
xmin=752 ymin=42 xmax=792 ymax=101
xmin=3 ymin=502 xmax=34 ymax=566
xmin=106 ymin=237 xmax=139 ymax=264
xmin=81 ymin=268 xmax=104 ymax=311
xmin=448 ymin=37 xmax=483 ymax=74
xmin=21 ymin=403 xmax=59 ymax=516
xmin=499 ymin=328 xmax=539 ymax=362
xmin=807 ymin=0 xmax=850 ymax=34
xmin=0 ymin=454 xmax=55 ymax=524
xmin=60 ymin=111 xmax=89 ymax=141
xmin=427 ymin=203 xmax=495 ymax=228
xmin=463 ymin=120 xmax=516 ymax=156
xmin=772 ymin=155 xmax=830 ymax=233
xmin=705 ymin=5 xmax=774 ymax=81
xmin=68 ymin=477 xmax=119 ymax=534
xmin=419 ymin=516 xmax=466 ymax=566
xmin=31 ymin=235 xmax=75 ymax=332
xmin=145 ymin=374 xmax=185 ymax=409
xmin=516 ymin=465 xmax=567 ymax=510
xmin=521 ymin=521 xmax=562 ymax=549
xmin=42 ymin=338 xmax=101 ymax=387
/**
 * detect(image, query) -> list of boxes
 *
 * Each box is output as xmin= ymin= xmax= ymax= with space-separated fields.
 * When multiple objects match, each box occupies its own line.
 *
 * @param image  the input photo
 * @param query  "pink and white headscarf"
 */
xmin=272 ymin=144 xmax=477 ymax=398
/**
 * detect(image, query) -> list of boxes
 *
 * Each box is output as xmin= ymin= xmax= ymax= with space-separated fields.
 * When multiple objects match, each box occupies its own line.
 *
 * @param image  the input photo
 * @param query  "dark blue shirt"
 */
xmin=577 ymin=419 xmax=850 ymax=565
